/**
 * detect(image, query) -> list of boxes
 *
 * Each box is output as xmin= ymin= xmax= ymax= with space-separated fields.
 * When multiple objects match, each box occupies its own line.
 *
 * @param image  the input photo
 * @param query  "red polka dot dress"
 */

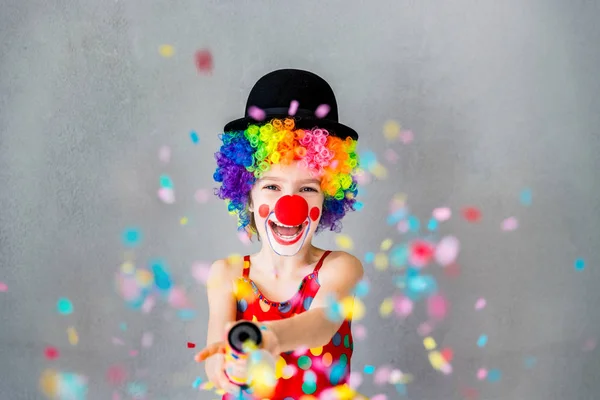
xmin=223 ymin=251 xmax=354 ymax=399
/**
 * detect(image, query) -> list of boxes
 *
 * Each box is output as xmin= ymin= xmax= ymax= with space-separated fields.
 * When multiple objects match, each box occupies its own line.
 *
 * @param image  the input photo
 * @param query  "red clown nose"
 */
xmin=274 ymin=195 xmax=309 ymax=226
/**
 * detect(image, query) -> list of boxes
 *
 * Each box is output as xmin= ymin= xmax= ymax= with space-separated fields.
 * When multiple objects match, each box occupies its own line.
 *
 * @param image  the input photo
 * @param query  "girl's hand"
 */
xmin=198 ymin=350 xmax=245 ymax=395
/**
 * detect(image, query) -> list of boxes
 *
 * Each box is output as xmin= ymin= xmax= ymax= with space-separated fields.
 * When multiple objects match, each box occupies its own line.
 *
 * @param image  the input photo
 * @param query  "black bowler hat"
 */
xmin=224 ymin=69 xmax=358 ymax=141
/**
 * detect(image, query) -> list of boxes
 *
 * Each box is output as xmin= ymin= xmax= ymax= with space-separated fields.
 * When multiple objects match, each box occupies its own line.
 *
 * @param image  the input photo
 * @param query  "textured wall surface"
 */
xmin=1 ymin=0 xmax=599 ymax=399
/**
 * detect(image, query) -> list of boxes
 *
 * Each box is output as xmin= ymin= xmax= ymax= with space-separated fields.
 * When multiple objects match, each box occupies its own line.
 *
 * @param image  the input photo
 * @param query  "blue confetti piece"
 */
xmin=127 ymin=382 xmax=147 ymax=397
xmin=122 ymin=227 xmax=142 ymax=247
xmin=190 ymin=131 xmax=199 ymax=144
xmin=487 ymin=369 xmax=502 ymax=382
xmin=151 ymin=261 xmax=172 ymax=290
xmin=427 ymin=218 xmax=438 ymax=231
xmin=120 ymin=322 xmax=127 ymax=331
xmin=390 ymin=245 xmax=409 ymax=268
xmin=407 ymin=215 xmax=420 ymax=232
xmin=524 ymin=356 xmax=537 ymax=369
xmin=405 ymin=274 xmax=438 ymax=300
xmin=363 ymin=365 xmax=375 ymax=374
xmin=57 ymin=298 xmax=73 ymax=315
xmin=192 ymin=377 xmax=202 ymax=388
xmin=353 ymin=280 xmax=369 ymax=297
xmin=354 ymin=201 xmax=364 ymax=211
xmin=178 ymin=309 xmax=196 ymax=320
xmin=574 ymin=258 xmax=585 ymax=271
xmin=364 ymin=252 xmax=375 ymax=264
xmin=359 ymin=151 xmax=377 ymax=170
xmin=395 ymin=383 xmax=407 ymax=395
xmin=477 ymin=334 xmax=488 ymax=348
xmin=387 ymin=209 xmax=407 ymax=225
xmin=159 ymin=175 xmax=173 ymax=189
xmin=520 ymin=188 xmax=532 ymax=206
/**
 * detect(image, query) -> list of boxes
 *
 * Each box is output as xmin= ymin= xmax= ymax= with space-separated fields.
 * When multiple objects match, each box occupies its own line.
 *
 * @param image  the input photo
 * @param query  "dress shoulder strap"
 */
xmin=242 ymin=255 xmax=251 ymax=278
xmin=313 ymin=250 xmax=332 ymax=275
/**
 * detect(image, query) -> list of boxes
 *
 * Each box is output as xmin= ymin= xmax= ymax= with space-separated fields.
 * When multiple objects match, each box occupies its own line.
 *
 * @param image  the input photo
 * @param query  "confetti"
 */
xmin=441 ymin=347 xmax=453 ymax=362
xmin=194 ymin=49 xmax=213 ymax=73
xmin=122 ymin=227 xmax=142 ymax=247
xmin=408 ymin=240 xmax=435 ymax=267
xmin=477 ymin=334 xmax=488 ymax=348
xmin=315 ymin=104 xmax=331 ymax=118
xmin=475 ymin=297 xmax=487 ymax=310
xmin=434 ymin=236 xmax=460 ymax=267
xmin=384 ymin=149 xmax=399 ymax=163
xmin=57 ymin=298 xmax=73 ymax=315
xmin=353 ymin=280 xmax=369 ymax=297
xmin=44 ymin=347 xmax=59 ymax=360
xmin=423 ymin=337 xmax=437 ymax=350
xmin=574 ymin=258 xmax=585 ymax=271
xmin=158 ymin=44 xmax=175 ymax=57
xmin=353 ymin=324 xmax=367 ymax=340
xmin=370 ymin=395 xmax=387 ymax=400
xmin=0 ymin=281 xmax=7 ymax=292
xmin=428 ymin=351 xmax=446 ymax=370
xmin=67 ymin=327 xmax=79 ymax=345
xmin=335 ymin=234 xmax=354 ymax=250
xmin=383 ymin=120 xmax=401 ymax=141
xmin=373 ymin=366 xmax=391 ymax=385
xmin=432 ymin=207 xmax=451 ymax=221
xmin=363 ymin=365 xmax=375 ymax=374
xmin=374 ymin=253 xmax=389 ymax=270
xmin=192 ymin=377 xmax=202 ymax=389
xmin=400 ymin=130 xmax=414 ymax=144
xmin=248 ymin=105 xmax=266 ymax=121
xmin=487 ymin=369 xmax=502 ymax=382
xmin=158 ymin=187 xmax=175 ymax=204
xmin=106 ymin=365 xmax=127 ymax=385
xmin=462 ymin=207 xmax=482 ymax=222
xmin=288 ymin=100 xmax=299 ymax=115
xmin=191 ymin=262 xmax=211 ymax=284
xmin=520 ymin=188 xmax=532 ymax=206
xmin=380 ymin=238 xmax=393 ymax=251
xmin=158 ymin=145 xmax=171 ymax=163
xmin=190 ymin=131 xmax=199 ymax=144
xmin=477 ymin=368 xmax=487 ymax=380
xmin=393 ymin=296 xmax=413 ymax=318
xmin=524 ymin=356 xmax=537 ymax=369
xmin=427 ymin=294 xmax=449 ymax=320
xmin=180 ymin=217 xmax=188 ymax=225
xmin=39 ymin=369 xmax=59 ymax=398
xmin=501 ymin=217 xmax=519 ymax=231
xmin=379 ymin=298 xmax=394 ymax=317
xmin=187 ymin=342 xmax=196 ymax=348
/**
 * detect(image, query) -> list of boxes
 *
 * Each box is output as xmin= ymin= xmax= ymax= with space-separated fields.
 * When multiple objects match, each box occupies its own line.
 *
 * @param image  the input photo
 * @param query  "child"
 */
xmin=196 ymin=69 xmax=364 ymax=399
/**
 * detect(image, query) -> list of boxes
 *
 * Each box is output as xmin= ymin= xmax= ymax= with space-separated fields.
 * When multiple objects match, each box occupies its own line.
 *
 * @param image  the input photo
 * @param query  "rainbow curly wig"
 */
xmin=213 ymin=118 xmax=360 ymax=236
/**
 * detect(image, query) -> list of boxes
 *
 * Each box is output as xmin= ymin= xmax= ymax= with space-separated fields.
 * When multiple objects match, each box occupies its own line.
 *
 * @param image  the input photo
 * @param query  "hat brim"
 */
xmin=224 ymin=115 xmax=358 ymax=141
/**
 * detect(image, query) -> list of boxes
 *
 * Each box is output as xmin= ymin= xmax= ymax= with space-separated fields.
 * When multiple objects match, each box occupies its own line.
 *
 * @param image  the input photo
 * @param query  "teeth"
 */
xmin=273 ymin=221 xmax=296 ymax=228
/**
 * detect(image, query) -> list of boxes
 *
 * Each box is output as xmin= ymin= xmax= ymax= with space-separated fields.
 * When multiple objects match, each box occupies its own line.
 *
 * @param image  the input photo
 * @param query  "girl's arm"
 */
xmin=264 ymin=252 xmax=364 ymax=352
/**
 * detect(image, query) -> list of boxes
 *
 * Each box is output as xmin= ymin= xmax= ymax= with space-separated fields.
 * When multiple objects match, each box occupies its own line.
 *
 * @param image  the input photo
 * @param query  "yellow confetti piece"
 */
xmin=121 ymin=262 xmax=135 ymax=274
xmin=309 ymin=346 xmax=323 ymax=356
xmin=275 ymin=356 xmax=287 ymax=378
xmin=371 ymin=163 xmax=388 ymax=179
xmin=374 ymin=253 xmax=389 ymax=270
xmin=423 ymin=337 xmax=436 ymax=350
xmin=335 ymin=234 xmax=354 ymax=250
xmin=158 ymin=44 xmax=175 ymax=57
xmin=135 ymin=269 xmax=153 ymax=287
xmin=383 ymin=120 xmax=401 ymax=141
xmin=428 ymin=351 xmax=446 ymax=370
xmin=180 ymin=217 xmax=188 ymax=225
xmin=339 ymin=296 xmax=366 ymax=321
xmin=379 ymin=298 xmax=394 ymax=317
xmin=39 ymin=369 xmax=59 ymax=397
xmin=380 ymin=238 xmax=393 ymax=251
xmin=226 ymin=253 xmax=242 ymax=266
xmin=67 ymin=327 xmax=79 ymax=345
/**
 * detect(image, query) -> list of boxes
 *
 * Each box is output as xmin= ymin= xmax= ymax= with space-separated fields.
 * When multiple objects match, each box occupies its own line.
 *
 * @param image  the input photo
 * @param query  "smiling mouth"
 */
xmin=268 ymin=220 xmax=309 ymax=242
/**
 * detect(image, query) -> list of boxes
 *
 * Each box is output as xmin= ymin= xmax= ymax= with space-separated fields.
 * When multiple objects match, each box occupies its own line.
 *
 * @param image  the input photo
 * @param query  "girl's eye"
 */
xmin=264 ymin=185 xmax=279 ymax=190
xmin=301 ymin=187 xmax=318 ymax=192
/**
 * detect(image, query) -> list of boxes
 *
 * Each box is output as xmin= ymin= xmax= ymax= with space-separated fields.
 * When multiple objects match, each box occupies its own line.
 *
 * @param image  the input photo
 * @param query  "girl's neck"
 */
xmin=254 ymin=243 xmax=321 ymax=276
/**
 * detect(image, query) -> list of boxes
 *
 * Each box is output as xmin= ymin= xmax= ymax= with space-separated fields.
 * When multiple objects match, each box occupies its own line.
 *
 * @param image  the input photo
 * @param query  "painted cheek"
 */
xmin=258 ymin=204 xmax=270 ymax=219
xmin=309 ymin=207 xmax=321 ymax=222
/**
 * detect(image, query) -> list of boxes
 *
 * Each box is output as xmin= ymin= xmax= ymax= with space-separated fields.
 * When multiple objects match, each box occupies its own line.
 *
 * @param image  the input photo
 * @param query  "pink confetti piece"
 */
xmin=120 ymin=277 xmax=141 ymax=301
xmin=293 ymin=346 xmax=309 ymax=357
xmin=384 ymin=149 xmax=399 ymax=164
xmin=440 ymin=363 xmax=453 ymax=375
xmin=112 ymin=392 xmax=121 ymax=400
xmin=475 ymin=297 xmax=486 ymax=310
xmin=353 ymin=324 xmax=367 ymax=340
xmin=288 ymin=100 xmax=299 ymax=116
xmin=106 ymin=365 xmax=127 ymax=385
xmin=141 ymin=296 xmax=155 ymax=314
xmin=393 ymin=296 xmax=413 ymax=318
xmin=477 ymin=368 xmax=487 ymax=380
xmin=501 ymin=216 xmax=519 ymax=231
xmin=400 ymin=130 xmax=414 ymax=144
xmin=247 ymin=106 xmax=265 ymax=121
xmin=354 ymin=169 xmax=372 ymax=185
xmin=129 ymin=350 xmax=138 ymax=357
xmin=191 ymin=262 xmax=211 ymax=284
xmin=435 ymin=236 xmax=460 ymax=266
xmin=374 ymin=366 xmax=391 ymax=385
xmin=0 ymin=282 xmax=7 ymax=292
xmin=157 ymin=188 xmax=175 ymax=204
xmin=396 ymin=219 xmax=410 ymax=233
xmin=427 ymin=294 xmax=449 ymax=321
xmin=371 ymin=395 xmax=387 ymax=400
xmin=168 ymin=287 xmax=191 ymax=309
xmin=315 ymin=104 xmax=331 ymax=118
xmin=158 ymin=146 xmax=171 ymax=164
xmin=417 ymin=322 xmax=433 ymax=336
xmin=348 ymin=371 xmax=363 ymax=388
xmin=112 ymin=337 xmax=125 ymax=346
xmin=432 ymin=207 xmax=451 ymax=221
xmin=141 ymin=332 xmax=153 ymax=348
xmin=194 ymin=189 xmax=210 ymax=204
xmin=44 ymin=346 xmax=59 ymax=360
xmin=237 ymin=230 xmax=252 ymax=245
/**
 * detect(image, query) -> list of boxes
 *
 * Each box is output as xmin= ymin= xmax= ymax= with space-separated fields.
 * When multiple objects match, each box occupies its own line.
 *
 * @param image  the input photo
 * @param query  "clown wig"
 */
xmin=213 ymin=118 xmax=359 ymax=236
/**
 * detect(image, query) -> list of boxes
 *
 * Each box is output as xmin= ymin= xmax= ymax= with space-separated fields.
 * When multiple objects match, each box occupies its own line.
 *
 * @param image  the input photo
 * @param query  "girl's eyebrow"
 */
xmin=257 ymin=177 xmax=321 ymax=185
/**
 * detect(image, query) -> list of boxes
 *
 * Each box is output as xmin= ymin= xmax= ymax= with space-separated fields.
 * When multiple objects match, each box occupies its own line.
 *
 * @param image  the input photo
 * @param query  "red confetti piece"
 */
xmin=409 ymin=240 xmax=435 ymax=267
xmin=441 ymin=347 xmax=454 ymax=362
xmin=44 ymin=346 xmax=59 ymax=360
xmin=460 ymin=386 xmax=479 ymax=400
xmin=462 ymin=207 xmax=482 ymax=222
xmin=194 ymin=49 xmax=213 ymax=73
xmin=106 ymin=365 xmax=128 ymax=385
xmin=187 ymin=342 xmax=196 ymax=348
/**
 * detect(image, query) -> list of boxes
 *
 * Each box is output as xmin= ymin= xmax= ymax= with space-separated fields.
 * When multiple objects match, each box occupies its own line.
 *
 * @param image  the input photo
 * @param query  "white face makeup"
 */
xmin=249 ymin=162 xmax=324 ymax=256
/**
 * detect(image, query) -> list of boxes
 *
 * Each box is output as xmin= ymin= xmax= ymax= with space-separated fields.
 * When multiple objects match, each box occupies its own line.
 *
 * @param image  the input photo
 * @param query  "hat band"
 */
xmin=255 ymin=107 xmax=317 ymax=119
